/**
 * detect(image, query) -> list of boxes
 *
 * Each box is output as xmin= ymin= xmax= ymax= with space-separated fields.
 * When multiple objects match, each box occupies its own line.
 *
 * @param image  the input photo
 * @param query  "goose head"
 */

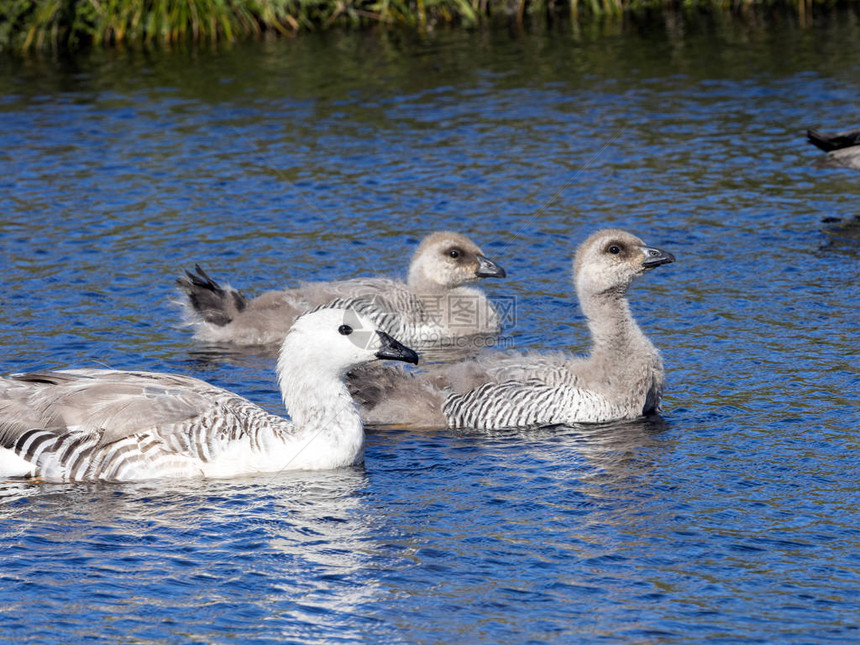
xmin=407 ymin=231 xmax=506 ymax=291
xmin=573 ymin=229 xmax=674 ymax=298
xmin=279 ymin=308 xmax=419 ymax=379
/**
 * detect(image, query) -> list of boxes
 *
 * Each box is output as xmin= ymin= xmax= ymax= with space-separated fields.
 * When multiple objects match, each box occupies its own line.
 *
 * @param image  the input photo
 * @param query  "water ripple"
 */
xmin=2 ymin=16 xmax=860 ymax=643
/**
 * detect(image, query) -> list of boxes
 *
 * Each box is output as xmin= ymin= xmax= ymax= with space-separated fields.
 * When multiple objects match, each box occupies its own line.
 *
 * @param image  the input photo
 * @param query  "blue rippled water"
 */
xmin=1 ymin=12 xmax=859 ymax=642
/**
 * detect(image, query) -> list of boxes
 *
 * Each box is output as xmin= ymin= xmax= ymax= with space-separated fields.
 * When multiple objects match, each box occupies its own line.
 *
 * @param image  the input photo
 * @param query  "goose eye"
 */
xmin=448 ymin=248 xmax=461 ymax=259
xmin=608 ymin=245 xmax=621 ymax=255
xmin=338 ymin=325 xmax=353 ymax=336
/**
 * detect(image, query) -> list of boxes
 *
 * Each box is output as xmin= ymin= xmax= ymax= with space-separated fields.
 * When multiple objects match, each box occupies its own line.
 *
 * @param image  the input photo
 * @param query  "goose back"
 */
xmin=0 ymin=369 xmax=296 ymax=481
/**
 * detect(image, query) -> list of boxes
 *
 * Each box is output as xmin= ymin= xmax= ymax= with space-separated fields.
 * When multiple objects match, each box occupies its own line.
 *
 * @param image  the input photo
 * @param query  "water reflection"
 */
xmin=461 ymin=416 xmax=674 ymax=530
xmin=354 ymin=417 xmax=678 ymax=641
xmin=185 ymin=344 xmax=279 ymax=369
xmin=819 ymin=215 xmax=860 ymax=255
xmin=0 ymin=470 xmax=389 ymax=640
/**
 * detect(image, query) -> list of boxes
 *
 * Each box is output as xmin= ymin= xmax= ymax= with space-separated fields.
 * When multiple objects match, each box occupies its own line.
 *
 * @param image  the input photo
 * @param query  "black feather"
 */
xmin=177 ymin=264 xmax=248 ymax=327
xmin=807 ymin=128 xmax=860 ymax=152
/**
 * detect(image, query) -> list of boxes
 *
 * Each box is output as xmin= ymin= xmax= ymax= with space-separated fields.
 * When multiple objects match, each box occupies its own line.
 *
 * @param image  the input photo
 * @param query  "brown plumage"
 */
xmin=177 ymin=232 xmax=506 ymax=354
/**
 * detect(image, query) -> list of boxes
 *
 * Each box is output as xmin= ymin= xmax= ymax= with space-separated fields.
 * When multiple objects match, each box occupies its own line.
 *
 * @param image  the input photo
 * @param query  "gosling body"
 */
xmin=178 ymin=232 xmax=506 ymax=352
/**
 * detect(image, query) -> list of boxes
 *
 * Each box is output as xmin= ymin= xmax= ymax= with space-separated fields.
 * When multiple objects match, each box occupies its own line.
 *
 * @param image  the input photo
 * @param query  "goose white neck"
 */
xmin=275 ymin=341 xmax=364 ymax=464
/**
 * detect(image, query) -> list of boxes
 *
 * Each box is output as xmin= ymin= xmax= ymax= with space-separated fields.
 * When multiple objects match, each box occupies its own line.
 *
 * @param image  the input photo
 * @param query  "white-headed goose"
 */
xmin=0 ymin=308 xmax=418 ymax=481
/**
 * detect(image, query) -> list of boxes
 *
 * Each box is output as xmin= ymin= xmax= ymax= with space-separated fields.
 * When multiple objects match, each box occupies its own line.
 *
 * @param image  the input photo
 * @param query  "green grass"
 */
xmin=0 ymin=0 xmax=847 ymax=52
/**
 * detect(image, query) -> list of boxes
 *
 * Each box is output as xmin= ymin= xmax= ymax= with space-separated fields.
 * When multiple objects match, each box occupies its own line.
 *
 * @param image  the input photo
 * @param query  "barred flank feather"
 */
xmin=443 ymin=381 xmax=623 ymax=430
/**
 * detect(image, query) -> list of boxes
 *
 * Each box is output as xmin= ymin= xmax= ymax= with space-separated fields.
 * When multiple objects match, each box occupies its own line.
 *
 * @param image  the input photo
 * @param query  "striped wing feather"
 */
xmin=2 ymin=370 xmax=215 ymax=440
xmin=0 ymin=369 xmax=276 ymax=480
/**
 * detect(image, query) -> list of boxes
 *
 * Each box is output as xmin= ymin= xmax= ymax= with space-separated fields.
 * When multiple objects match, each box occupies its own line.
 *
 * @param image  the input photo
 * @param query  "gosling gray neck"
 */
xmin=582 ymin=288 xmax=650 ymax=353
xmin=575 ymin=284 xmax=664 ymax=415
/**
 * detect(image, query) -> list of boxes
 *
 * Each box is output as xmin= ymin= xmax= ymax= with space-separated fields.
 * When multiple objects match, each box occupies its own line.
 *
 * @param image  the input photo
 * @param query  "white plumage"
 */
xmin=0 ymin=308 xmax=418 ymax=481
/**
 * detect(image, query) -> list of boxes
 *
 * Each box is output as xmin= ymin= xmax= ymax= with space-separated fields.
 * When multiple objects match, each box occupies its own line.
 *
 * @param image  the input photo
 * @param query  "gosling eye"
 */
xmin=608 ymin=245 xmax=621 ymax=255
xmin=338 ymin=325 xmax=353 ymax=336
xmin=448 ymin=248 xmax=461 ymax=259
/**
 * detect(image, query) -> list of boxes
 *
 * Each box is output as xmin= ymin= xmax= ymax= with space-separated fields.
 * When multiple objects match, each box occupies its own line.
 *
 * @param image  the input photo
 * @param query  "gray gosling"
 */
xmin=356 ymin=229 xmax=674 ymax=430
xmin=178 ymin=232 xmax=506 ymax=352
xmin=0 ymin=308 xmax=418 ymax=482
